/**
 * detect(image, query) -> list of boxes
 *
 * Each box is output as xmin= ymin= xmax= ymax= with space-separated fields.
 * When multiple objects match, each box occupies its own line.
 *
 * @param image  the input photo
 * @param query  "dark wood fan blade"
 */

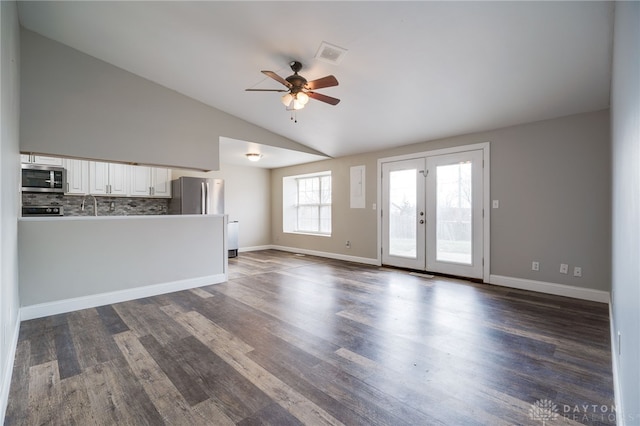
xmin=307 ymin=91 xmax=340 ymax=105
xmin=261 ymin=71 xmax=291 ymax=88
xmin=245 ymin=89 xmax=288 ymax=92
xmin=305 ymin=75 xmax=339 ymax=90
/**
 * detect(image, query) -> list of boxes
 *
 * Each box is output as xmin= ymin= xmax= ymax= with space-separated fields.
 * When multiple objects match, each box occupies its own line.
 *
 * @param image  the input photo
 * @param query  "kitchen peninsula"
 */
xmin=18 ymin=214 xmax=227 ymax=320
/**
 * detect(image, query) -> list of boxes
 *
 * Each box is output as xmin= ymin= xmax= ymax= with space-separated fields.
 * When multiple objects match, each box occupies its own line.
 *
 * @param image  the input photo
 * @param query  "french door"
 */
xmin=381 ymin=149 xmax=484 ymax=279
xmin=381 ymin=158 xmax=427 ymax=269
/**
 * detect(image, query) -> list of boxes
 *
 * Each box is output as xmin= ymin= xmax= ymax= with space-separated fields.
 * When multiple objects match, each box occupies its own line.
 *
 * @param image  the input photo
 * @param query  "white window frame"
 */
xmin=283 ymin=171 xmax=332 ymax=236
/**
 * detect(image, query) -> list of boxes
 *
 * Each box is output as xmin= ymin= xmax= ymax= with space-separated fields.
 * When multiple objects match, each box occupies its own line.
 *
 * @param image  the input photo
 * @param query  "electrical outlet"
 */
xmin=532 ymin=261 xmax=540 ymax=271
xmin=573 ymin=266 xmax=582 ymax=277
xmin=492 ymin=200 xmax=499 ymax=208
xmin=345 ymin=240 xmax=351 ymax=249
xmin=560 ymin=264 xmax=568 ymax=274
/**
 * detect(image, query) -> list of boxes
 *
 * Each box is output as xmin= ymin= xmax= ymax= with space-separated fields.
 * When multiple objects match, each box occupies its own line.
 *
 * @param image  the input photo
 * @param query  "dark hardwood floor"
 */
xmin=4 ymin=250 xmax=615 ymax=425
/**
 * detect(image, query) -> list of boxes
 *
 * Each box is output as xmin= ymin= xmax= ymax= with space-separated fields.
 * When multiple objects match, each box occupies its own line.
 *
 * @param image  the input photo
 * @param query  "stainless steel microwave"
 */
xmin=21 ymin=164 xmax=66 ymax=193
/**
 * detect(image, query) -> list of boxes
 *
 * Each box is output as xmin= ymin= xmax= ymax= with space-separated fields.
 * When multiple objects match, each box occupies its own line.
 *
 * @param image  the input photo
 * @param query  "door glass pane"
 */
xmin=389 ymin=169 xmax=417 ymax=258
xmin=436 ymin=162 xmax=472 ymax=264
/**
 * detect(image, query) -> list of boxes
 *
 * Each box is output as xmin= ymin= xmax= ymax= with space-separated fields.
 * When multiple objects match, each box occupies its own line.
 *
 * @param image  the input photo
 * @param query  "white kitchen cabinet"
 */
xmin=63 ymin=159 xmax=90 ymax=195
xmin=21 ymin=154 xmax=64 ymax=166
xmin=130 ymin=165 xmax=171 ymax=198
xmin=89 ymin=162 xmax=129 ymax=196
xmin=152 ymin=167 xmax=172 ymax=197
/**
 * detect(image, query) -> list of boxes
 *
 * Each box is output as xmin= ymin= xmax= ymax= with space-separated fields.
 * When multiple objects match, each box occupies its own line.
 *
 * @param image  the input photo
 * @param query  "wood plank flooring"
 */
xmin=4 ymin=250 xmax=615 ymax=425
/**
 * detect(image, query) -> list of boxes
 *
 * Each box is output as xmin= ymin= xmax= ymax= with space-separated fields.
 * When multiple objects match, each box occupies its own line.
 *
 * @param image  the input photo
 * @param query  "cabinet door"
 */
xmin=108 ymin=163 xmax=129 ymax=195
xmin=63 ymin=159 xmax=89 ymax=195
xmin=33 ymin=155 xmax=64 ymax=166
xmin=89 ymin=162 xmax=110 ymax=195
xmin=20 ymin=154 xmax=31 ymax=163
xmin=152 ymin=168 xmax=172 ymax=197
xmin=130 ymin=166 xmax=152 ymax=197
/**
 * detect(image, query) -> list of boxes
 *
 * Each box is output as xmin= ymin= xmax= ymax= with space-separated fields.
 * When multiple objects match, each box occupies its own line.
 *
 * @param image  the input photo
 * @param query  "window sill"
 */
xmin=284 ymin=231 xmax=332 ymax=238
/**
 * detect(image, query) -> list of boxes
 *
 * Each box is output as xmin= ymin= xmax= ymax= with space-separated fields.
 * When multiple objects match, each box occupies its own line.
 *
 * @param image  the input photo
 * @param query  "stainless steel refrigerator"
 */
xmin=169 ymin=177 xmax=224 ymax=215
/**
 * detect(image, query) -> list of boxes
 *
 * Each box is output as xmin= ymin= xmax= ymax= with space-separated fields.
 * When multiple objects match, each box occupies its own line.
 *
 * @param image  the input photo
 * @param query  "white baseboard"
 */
xmin=270 ymin=245 xmax=380 ymax=266
xmin=1 ymin=317 xmax=21 ymax=423
xmin=20 ymin=274 xmax=227 ymax=321
xmin=489 ymin=274 xmax=610 ymax=303
xmin=239 ymin=245 xmax=274 ymax=253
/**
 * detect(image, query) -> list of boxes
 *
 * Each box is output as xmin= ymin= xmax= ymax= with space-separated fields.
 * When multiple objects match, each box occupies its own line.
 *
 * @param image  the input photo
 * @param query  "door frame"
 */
xmin=376 ymin=142 xmax=491 ymax=282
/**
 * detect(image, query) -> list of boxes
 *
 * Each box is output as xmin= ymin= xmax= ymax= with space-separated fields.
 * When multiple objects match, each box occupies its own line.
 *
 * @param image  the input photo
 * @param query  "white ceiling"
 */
xmin=219 ymin=137 xmax=328 ymax=169
xmin=17 ymin=1 xmax=613 ymax=164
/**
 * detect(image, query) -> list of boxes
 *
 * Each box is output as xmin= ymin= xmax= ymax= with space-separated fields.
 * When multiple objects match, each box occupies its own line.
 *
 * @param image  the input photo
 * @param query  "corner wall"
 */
xmin=0 ymin=1 xmax=22 ymax=420
xmin=610 ymin=1 xmax=640 ymax=423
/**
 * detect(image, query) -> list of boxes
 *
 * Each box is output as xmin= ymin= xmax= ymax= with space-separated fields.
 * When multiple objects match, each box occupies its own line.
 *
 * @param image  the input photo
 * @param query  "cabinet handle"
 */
xmin=66 ymin=183 xmax=69 ymax=192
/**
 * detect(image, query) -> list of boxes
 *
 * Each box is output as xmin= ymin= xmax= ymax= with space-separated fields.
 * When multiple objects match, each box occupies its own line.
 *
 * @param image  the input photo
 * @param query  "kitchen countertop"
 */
xmin=19 ymin=214 xmax=226 ymax=221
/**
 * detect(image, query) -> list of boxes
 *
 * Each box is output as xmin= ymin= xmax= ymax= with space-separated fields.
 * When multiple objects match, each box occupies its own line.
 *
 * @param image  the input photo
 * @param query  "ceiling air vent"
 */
xmin=314 ymin=41 xmax=348 ymax=65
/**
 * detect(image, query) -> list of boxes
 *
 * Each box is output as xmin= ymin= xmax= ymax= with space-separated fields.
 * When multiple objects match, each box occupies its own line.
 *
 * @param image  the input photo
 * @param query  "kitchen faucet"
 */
xmin=80 ymin=194 xmax=98 ymax=216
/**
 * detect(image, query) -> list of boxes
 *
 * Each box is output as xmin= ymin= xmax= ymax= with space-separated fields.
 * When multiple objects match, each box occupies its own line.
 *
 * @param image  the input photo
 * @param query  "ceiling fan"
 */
xmin=246 ymin=61 xmax=340 ymax=111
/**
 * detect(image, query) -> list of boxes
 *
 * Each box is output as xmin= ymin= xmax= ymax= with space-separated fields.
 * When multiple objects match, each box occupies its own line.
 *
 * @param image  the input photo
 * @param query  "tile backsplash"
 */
xmin=22 ymin=193 xmax=169 ymax=216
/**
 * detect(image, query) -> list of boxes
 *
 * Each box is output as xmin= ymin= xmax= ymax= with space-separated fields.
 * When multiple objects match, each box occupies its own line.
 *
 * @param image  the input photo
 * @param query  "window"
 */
xmin=283 ymin=172 xmax=332 ymax=235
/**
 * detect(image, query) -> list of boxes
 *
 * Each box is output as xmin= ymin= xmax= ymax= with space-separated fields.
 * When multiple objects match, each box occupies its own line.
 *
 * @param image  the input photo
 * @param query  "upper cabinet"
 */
xmin=130 ymin=166 xmax=172 ymax=198
xmin=21 ymin=154 xmax=64 ymax=166
xmin=63 ymin=159 xmax=90 ymax=195
xmin=88 ymin=162 xmax=129 ymax=196
xmin=152 ymin=167 xmax=172 ymax=197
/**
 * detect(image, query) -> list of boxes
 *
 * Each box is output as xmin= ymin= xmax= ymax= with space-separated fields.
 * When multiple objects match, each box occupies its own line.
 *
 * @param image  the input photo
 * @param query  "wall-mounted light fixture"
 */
xmin=246 ymin=153 xmax=263 ymax=162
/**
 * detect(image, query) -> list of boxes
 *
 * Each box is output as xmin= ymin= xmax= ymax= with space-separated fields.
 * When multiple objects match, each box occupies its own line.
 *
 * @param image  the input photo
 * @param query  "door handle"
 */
xmin=201 ymin=182 xmax=206 ymax=214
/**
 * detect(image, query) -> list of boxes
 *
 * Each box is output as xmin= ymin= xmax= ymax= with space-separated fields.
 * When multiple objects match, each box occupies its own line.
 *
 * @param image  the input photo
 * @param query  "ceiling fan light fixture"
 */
xmin=281 ymin=93 xmax=293 ymax=107
xmin=246 ymin=153 xmax=262 ymax=162
xmin=296 ymin=92 xmax=309 ymax=105
xmin=247 ymin=60 xmax=340 ymax=115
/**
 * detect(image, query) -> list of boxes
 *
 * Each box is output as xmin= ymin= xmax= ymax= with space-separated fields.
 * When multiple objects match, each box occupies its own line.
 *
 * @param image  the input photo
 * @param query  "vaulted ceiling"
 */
xmin=17 ymin=1 xmax=613 ymax=160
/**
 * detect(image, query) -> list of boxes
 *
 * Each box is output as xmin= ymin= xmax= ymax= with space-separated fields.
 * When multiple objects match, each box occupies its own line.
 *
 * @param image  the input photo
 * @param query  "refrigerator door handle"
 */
xmin=201 ymin=182 xmax=206 ymax=214
xmin=205 ymin=182 xmax=211 ymax=214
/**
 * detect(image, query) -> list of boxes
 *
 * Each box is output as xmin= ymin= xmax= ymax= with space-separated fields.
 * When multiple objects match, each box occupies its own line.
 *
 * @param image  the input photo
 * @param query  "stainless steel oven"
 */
xmin=22 ymin=205 xmax=64 ymax=217
xmin=21 ymin=164 xmax=66 ymax=193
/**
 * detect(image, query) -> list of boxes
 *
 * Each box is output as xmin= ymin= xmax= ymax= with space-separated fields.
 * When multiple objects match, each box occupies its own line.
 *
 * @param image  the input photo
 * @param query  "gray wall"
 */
xmin=172 ymin=163 xmax=272 ymax=250
xmin=20 ymin=30 xmax=319 ymax=171
xmin=272 ymin=109 xmax=611 ymax=292
xmin=0 ymin=0 xmax=21 ymax=419
xmin=611 ymin=1 xmax=640 ymax=422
